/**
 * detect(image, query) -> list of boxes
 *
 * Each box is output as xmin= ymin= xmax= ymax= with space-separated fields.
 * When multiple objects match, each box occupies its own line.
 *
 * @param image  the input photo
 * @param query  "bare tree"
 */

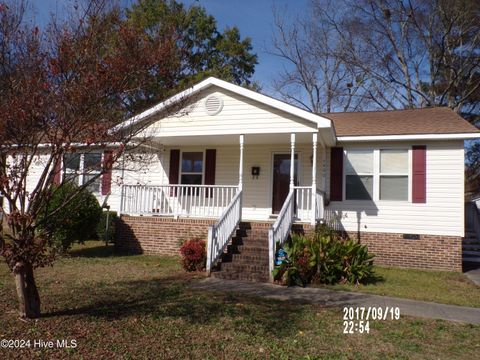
xmin=271 ymin=0 xmax=480 ymax=118
xmin=0 ymin=0 xmax=180 ymax=318
xmin=270 ymin=2 xmax=366 ymax=113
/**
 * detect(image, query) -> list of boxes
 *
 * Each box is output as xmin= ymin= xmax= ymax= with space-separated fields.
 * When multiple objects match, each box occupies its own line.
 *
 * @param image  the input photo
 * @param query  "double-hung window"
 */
xmin=181 ymin=152 xmax=203 ymax=185
xmin=379 ymin=149 xmax=408 ymax=201
xmin=345 ymin=150 xmax=374 ymax=200
xmin=63 ymin=153 xmax=102 ymax=193
xmin=344 ymin=148 xmax=409 ymax=201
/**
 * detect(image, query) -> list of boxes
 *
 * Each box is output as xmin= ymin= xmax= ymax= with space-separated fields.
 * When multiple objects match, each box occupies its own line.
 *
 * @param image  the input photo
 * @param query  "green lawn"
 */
xmin=322 ymin=266 xmax=480 ymax=308
xmin=0 ymin=241 xmax=479 ymax=359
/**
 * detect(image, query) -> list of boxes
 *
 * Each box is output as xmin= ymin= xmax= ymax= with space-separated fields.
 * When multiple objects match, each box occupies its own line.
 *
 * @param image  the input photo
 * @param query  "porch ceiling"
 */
xmin=147 ymin=130 xmax=333 ymax=146
xmin=150 ymin=133 xmax=306 ymax=146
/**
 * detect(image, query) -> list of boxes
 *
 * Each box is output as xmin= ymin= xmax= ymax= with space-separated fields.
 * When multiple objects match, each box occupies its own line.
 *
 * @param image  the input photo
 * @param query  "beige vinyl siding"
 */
xmin=157 ymin=144 xmax=323 ymax=220
xmin=19 ymin=150 xmax=167 ymax=214
xmin=325 ymin=141 xmax=465 ymax=237
xmin=107 ymin=150 xmax=167 ymax=212
xmin=25 ymin=154 xmax=51 ymax=195
xmin=140 ymin=87 xmax=318 ymax=138
xmin=105 ymin=143 xmax=325 ymax=220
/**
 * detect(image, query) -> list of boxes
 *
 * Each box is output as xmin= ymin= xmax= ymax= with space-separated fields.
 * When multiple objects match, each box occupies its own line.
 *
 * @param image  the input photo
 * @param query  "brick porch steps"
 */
xmin=211 ymin=222 xmax=271 ymax=283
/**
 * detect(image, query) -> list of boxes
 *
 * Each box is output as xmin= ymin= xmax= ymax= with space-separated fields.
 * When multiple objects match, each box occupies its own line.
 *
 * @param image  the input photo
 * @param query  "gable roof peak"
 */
xmin=113 ymin=76 xmax=332 ymax=133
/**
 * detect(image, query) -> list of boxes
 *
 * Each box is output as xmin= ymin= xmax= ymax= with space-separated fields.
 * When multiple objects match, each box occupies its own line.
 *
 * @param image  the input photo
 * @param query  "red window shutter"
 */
xmin=101 ymin=150 xmax=113 ymax=195
xmin=330 ymin=147 xmax=343 ymax=201
xmin=53 ymin=158 xmax=62 ymax=185
xmin=204 ymin=149 xmax=216 ymax=197
xmin=204 ymin=149 xmax=216 ymax=185
xmin=169 ymin=149 xmax=180 ymax=184
xmin=169 ymin=149 xmax=180 ymax=196
xmin=412 ymin=145 xmax=426 ymax=203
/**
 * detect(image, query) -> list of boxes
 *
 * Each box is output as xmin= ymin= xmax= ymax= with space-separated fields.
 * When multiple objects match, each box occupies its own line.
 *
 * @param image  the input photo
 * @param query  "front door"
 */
xmin=272 ymin=154 xmax=298 ymax=214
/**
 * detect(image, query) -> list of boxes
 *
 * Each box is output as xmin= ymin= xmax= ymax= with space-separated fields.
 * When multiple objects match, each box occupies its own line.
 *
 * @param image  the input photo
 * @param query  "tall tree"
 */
xmin=0 ymin=0 xmax=180 ymax=318
xmin=270 ymin=2 xmax=365 ymax=113
xmin=271 ymin=0 xmax=480 ymax=118
xmin=123 ymin=0 xmax=258 ymax=113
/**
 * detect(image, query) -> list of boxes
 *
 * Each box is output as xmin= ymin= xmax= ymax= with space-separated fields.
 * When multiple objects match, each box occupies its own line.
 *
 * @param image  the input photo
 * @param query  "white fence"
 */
xmin=120 ymin=184 xmax=239 ymax=218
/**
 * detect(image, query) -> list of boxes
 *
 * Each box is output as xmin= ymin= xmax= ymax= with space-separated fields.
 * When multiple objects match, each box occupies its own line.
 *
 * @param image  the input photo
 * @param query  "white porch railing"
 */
xmin=293 ymin=186 xmax=326 ymax=223
xmin=268 ymin=187 xmax=326 ymax=282
xmin=268 ymin=190 xmax=295 ymax=282
xmin=315 ymin=189 xmax=325 ymax=221
xmin=206 ymin=189 xmax=243 ymax=275
xmin=120 ymin=184 xmax=238 ymax=218
xmin=294 ymin=186 xmax=312 ymax=221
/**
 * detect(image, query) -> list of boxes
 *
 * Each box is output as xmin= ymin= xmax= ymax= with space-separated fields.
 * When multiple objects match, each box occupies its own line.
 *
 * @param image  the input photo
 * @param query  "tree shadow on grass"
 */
xmin=364 ymin=271 xmax=385 ymax=285
xmin=42 ymin=276 xmax=305 ymax=339
xmin=69 ymin=243 xmax=118 ymax=258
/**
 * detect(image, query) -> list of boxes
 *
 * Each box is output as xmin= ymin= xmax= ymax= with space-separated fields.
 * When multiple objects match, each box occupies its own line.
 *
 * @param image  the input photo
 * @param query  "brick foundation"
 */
xmin=291 ymin=225 xmax=462 ymax=272
xmin=115 ymin=215 xmax=215 ymax=255
xmin=347 ymin=231 xmax=463 ymax=272
xmin=115 ymin=216 xmax=462 ymax=272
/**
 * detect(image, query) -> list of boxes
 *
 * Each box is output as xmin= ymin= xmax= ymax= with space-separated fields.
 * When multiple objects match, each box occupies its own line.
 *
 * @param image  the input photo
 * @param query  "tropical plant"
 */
xmin=274 ymin=224 xmax=375 ymax=286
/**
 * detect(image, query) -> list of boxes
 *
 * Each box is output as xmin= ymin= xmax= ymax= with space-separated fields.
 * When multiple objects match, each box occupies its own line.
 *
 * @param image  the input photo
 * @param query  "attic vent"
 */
xmin=204 ymin=95 xmax=223 ymax=116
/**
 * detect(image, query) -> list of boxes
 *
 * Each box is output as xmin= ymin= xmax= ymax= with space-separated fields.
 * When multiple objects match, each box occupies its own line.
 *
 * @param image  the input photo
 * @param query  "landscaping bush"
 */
xmin=273 ymin=224 xmax=375 ymax=286
xmin=179 ymin=238 xmax=206 ymax=271
xmin=96 ymin=211 xmax=118 ymax=244
xmin=38 ymin=183 xmax=102 ymax=252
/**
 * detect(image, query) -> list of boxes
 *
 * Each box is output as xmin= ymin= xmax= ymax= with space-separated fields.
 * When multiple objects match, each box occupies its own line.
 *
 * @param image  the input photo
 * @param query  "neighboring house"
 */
xmin=25 ymin=77 xmax=480 ymax=280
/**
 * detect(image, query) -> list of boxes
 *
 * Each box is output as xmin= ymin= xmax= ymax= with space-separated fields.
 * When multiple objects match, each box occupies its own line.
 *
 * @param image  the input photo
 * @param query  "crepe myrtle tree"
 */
xmin=0 ymin=1 xmax=181 ymax=318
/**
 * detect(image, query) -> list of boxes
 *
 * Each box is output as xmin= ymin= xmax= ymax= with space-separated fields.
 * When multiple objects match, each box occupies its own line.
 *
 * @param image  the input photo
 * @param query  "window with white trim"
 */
xmin=180 ymin=152 xmax=203 ymax=185
xmin=344 ymin=148 xmax=409 ymax=201
xmin=345 ymin=150 xmax=374 ymax=200
xmin=63 ymin=153 xmax=102 ymax=193
xmin=379 ymin=149 xmax=408 ymax=200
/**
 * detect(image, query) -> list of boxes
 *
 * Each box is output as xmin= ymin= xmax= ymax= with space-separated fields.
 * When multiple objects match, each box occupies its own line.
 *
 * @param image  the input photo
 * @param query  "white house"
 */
xmin=25 ymin=77 xmax=480 ymax=281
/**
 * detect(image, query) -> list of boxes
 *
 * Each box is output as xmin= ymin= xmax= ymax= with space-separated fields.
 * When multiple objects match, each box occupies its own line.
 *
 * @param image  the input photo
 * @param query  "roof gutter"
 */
xmin=337 ymin=133 xmax=480 ymax=142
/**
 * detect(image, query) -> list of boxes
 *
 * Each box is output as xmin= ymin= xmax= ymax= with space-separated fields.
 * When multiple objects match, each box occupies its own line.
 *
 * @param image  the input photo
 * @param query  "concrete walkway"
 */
xmin=464 ymin=263 xmax=480 ymax=286
xmin=465 ymin=268 xmax=480 ymax=286
xmin=191 ymin=277 xmax=480 ymax=325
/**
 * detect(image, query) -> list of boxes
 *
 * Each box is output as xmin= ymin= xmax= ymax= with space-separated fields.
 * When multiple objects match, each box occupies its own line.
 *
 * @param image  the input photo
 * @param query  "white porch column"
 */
xmin=239 ymin=134 xmax=244 ymax=191
xmin=322 ymin=146 xmax=327 ymax=191
xmin=311 ymin=133 xmax=318 ymax=225
xmin=290 ymin=133 xmax=295 ymax=190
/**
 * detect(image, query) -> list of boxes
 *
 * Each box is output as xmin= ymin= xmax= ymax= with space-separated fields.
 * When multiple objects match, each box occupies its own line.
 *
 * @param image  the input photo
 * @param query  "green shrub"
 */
xmin=96 ymin=211 xmax=118 ymax=244
xmin=274 ymin=224 xmax=375 ymax=286
xmin=38 ymin=182 xmax=102 ymax=252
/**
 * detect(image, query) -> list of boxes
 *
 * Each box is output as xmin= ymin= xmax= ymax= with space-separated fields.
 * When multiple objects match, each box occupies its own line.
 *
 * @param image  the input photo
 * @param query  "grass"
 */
xmin=0 ymin=241 xmax=478 ymax=359
xmin=322 ymin=266 xmax=480 ymax=308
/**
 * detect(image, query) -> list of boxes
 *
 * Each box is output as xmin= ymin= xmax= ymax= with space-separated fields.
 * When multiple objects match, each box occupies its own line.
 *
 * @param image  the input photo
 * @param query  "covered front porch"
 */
xmin=119 ymin=132 xmax=328 ymax=225
xmin=119 ymin=131 xmax=329 ymax=279
xmin=113 ymin=77 xmax=338 ymax=279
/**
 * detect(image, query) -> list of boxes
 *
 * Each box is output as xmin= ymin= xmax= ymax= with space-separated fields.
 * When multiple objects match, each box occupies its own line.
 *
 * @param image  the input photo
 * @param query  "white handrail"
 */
xmin=206 ymin=189 xmax=243 ymax=275
xmin=120 ymin=184 xmax=238 ymax=218
xmin=268 ymin=189 xmax=295 ymax=282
